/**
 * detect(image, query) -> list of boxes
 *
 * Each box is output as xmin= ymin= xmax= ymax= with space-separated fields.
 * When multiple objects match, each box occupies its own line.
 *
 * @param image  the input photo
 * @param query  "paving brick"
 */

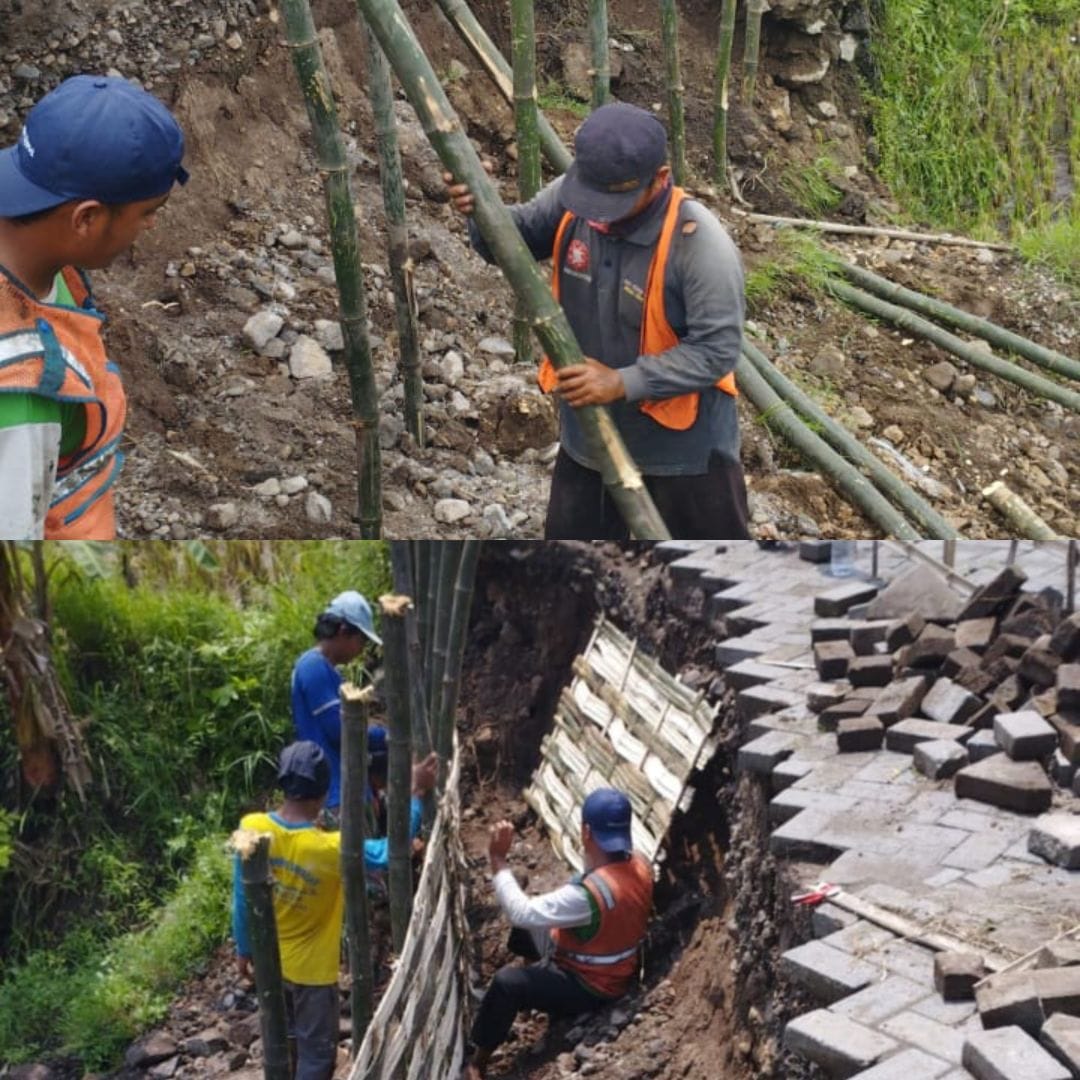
xmin=783 ymin=1008 xmax=899 ymax=1076
xmin=1040 ymin=1013 xmax=1080 ymax=1076
xmin=914 ymin=739 xmax=969 ymax=780
xmin=942 ymin=647 xmax=986 ymax=680
xmin=815 ymin=581 xmax=881 ymax=617
xmin=921 ymin=678 xmax=984 ymax=725
xmin=813 ymin=901 xmax=860 ymax=938
xmin=962 ymin=1025 xmax=1069 ymax=1079
xmin=737 ymin=730 xmax=798 ymax=775
xmin=867 ymin=675 xmax=932 ymax=726
xmin=1049 ymin=613 xmax=1080 ymax=662
xmin=737 ymin=683 xmax=807 ymax=721
xmin=976 ymin=972 xmax=1046 ymax=1034
xmin=768 ymin=787 xmax=857 ymax=825
xmin=654 ymin=541 xmax=717 ymax=563
xmin=887 ymin=719 xmax=974 ymax=754
xmin=813 ymin=617 xmax=855 ymax=643
xmin=1057 ymin=664 xmax=1080 ymax=713
xmin=935 ymin=953 xmax=985 ymax=1001
xmin=821 ymin=919 xmax=897 ymax=955
xmin=780 ymin=940 xmax=879 ymax=1003
xmin=1038 ymin=939 xmax=1080 ymax=968
xmin=994 ymin=710 xmax=1058 ymax=760
xmin=1047 ymin=715 xmax=1080 ymax=765
xmin=848 ymin=1048 xmax=952 ymax=1079
xmin=957 ymin=564 xmax=1029 ymax=620
xmin=966 ymin=729 xmax=1001 ymax=763
xmin=1034 ymin=964 xmax=1080 ymax=1018
xmin=821 ymin=698 xmax=872 ymax=731
xmin=722 ymin=657 xmax=790 ymax=691
xmin=851 ymin=620 xmax=893 ymax=656
xmin=771 ymin=756 xmax=816 ymax=793
xmin=770 ymin=809 xmax=851 ymax=862
xmin=900 ymin=624 xmax=958 ymax=670
xmin=880 ymin=1009 xmax=965 ymax=1064
xmin=1050 ymin=749 xmax=1077 ymax=788
xmin=808 ymin=680 xmax=851 ymax=712
xmin=816 ymin=639 xmax=856 ymax=680
xmin=955 ymin=663 xmax=1001 ymax=698
xmin=850 ymin=655 xmax=896 ymax=687
xmin=955 ymin=755 xmax=1053 ymax=814
xmin=956 ymin=617 xmax=998 ymax=654
xmin=1028 ymin=813 xmax=1080 ymax=870
xmin=830 ymin=973 xmax=928 ymax=1026
xmin=1019 ymin=645 xmax=1063 ymax=690
xmin=714 ymin=634 xmax=768 ymax=667
xmin=838 ymin=715 xmax=885 ymax=752
xmin=800 ymin=540 xmax=834 ymax=563
xmin=942 ymin=829 xmax=1012 ymax=872
xmin=885 ymin=613 xmax=927 ymax=653
xmin=869 ymin=940 xmax=936 ymax=985
xmin=912 ymin=993 xmax=978 ymax=1025
xmin=867 ymin=564 xmax=965 ymax=622
xmin=983 ymin=633 xmax=1034 ymax=667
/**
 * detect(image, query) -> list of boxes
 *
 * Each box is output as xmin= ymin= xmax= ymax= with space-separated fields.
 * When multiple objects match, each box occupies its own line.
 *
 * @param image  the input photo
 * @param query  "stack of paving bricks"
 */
xmin=804 ymin=562 xmax=1080 ymax=873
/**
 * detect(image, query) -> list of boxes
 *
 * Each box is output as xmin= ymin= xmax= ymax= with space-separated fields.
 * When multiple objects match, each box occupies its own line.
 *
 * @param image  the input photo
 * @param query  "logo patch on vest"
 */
xmin=566 ymin=239 xmax=590 ymax=274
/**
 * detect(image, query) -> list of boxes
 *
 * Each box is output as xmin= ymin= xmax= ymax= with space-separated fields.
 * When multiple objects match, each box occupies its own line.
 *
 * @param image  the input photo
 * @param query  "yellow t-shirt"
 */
xmin=240 ymin=811 xmax=344 ymax=985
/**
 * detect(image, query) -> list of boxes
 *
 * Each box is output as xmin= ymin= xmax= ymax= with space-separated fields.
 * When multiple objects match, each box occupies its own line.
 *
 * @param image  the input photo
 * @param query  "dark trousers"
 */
xmin=469 ymin=957 xmax=606 ymax=1051
xmin=544 ymin=448 xmax=751 ymax=540
xmin=283 ymin=981 xmax=338 ymax=1080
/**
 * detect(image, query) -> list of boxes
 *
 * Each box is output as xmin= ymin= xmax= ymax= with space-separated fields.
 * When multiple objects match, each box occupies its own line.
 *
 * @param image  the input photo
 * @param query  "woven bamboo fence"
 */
xmin=348 ymin=747 xmax=470 ymax=1080
xmin=525 ymin=616 xmax=719 ymax=873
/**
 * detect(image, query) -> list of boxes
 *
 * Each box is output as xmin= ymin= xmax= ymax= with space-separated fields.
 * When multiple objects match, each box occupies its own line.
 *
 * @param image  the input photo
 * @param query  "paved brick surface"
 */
xmin=783 ymin=1008 xmax=900 ymax=1075
xmin=963 ymin=1025 xmax=1071 ymax=1079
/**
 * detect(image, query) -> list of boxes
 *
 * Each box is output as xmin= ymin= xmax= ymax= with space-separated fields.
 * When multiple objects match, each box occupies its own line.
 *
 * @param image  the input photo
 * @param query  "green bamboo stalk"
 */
xmin=659 ymin=0 xmax=686 ymax=186
xmin=826 ymin=278 xmax=1080 ymax=414
xmin=379 ymin=594 xmax=414 ymax=951
xmin=417 ymin=540 xmax=437 ymax=691
xmin=428 ymin=540 xmax=463 ymax=728
xmin=743 ymin=0 xmax=767 ymax=105
xmin=351 ymin=0 xmax=672 ymax=539
xmin=281 ymin=0 xmax=382 ymax=536
xmin=435 ymin=540 xmax=480 ymax=771
xmin=589 ymin=0 xmax=611 ymax=109
xmin=433 ymin=0 xmax=572 ymax=174
xmin=235 ymin=834 xmax=291 ymax=1080
xmin=362 ymin=21 xmax=425 ymax=446
xmin=340 ymin=683 xmax=374 ymax=1051
xmin=511 ymin=0 xmax=542 ymax=366
xmin=714 ymin=0 xmax=738 ymax=188
xmin=389 ymin=541 xmax=433 ymax=755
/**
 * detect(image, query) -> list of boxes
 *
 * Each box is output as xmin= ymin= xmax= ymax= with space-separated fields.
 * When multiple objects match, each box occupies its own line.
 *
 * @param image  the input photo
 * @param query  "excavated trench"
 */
xmin=455 ymin=543 xmax=821 ymax=1080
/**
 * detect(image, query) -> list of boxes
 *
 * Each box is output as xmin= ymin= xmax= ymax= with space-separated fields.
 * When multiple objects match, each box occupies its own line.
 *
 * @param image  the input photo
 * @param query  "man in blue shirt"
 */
xmin=291 ymin=591 xmax=382 ymax=821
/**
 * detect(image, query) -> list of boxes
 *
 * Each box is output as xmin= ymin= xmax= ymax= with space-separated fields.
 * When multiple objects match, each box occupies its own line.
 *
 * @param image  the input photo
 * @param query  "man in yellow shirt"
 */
xmin=232 ymin=740 xmax=437 ymax=1079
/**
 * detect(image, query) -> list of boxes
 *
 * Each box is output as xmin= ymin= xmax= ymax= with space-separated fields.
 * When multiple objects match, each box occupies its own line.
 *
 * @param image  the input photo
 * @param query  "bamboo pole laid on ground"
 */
xmin=362 ymin=20 xmax=425 ymax=446
xmin=589 ymin=0 xmax=610 ymax=109
xmin=433 ymin=0 xmax=572 ymax=173
xmin=435 ymin=540 xmax=480 ymax=772
xmin=982 ymin=481 xmax=1061 ymax=539
xmin=510 ymin=0 xmax=542 ymax=367
xmin=826 ymin=278 xmax=1080 ymax=414
xmin=380 ymin=594 xmax=415 ymax=951
xmin=713 ymin=0 xmax=738 ymax=187
xmin=340 ymin=683 xmax=375 ymax=1051
xmin=353 ymin=0 xmax=672 ymax=538
xmin=837 ymin=260 xmax=1080 ymax=382
xmin=659 ymin=0 xmax=686 ymax=185
xmin=233 ymin=832 xmax=291 ymax=1080
xmin=281 ymin=0 xmax=382 ymax=536
xmin=743 ymin=0 xmax=767 ymax=104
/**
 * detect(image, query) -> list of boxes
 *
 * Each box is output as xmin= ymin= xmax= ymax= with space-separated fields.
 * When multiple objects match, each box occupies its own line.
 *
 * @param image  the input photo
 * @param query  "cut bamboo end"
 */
xmin=379 ymin=593 xmax=413 ymax=617
xmin=341 ymin=682 xmax=376 ymax=705
xmin=229 ymin=828 xmax=270 ymax=858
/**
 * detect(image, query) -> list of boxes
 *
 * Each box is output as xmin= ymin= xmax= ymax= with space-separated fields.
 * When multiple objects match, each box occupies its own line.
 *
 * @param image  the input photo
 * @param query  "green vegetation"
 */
xmin=538 ymin=83 xmax=590 ymax=119
xmin=868 ymin=0 xmax=1079 ymax=278
xmin=1018 ymin=216 xmax=1080 ymax=286
xmin=779 ymin=150 xmax=845 ymax=218
xmin=0 ymin=541 xmax=389 ymax=1066
xmin=744 ymin=231 xmax=841 ymax=311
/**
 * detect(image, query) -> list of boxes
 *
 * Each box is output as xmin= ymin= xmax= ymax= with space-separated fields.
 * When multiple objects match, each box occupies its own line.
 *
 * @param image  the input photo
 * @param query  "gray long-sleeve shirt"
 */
xmin=468 ymin=177 xmax=745 ymax=475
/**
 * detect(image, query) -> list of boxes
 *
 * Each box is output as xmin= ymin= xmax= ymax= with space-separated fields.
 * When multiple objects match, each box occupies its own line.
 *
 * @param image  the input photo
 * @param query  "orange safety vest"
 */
xmin=539 ymin=187 xmax=737 ymax=431
xmin=0 ymin=266 xmax=126 ymax=538
xmin=551 ymin=853 xmax=653 ymax=998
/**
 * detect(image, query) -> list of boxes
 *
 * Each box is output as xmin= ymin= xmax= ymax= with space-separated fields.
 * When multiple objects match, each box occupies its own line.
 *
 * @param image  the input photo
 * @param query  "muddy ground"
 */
xmin=1 ymin=1 xmax=1076 ymax=537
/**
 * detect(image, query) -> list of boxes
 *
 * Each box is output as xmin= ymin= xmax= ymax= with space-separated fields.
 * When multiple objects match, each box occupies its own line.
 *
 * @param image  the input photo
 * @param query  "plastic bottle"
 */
xmin=829 ymin=540 xmax=857 ymax=578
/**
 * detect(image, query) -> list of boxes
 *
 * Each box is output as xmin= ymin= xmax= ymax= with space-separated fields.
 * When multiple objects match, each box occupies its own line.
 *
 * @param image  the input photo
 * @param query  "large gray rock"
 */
xmin=242 ymin=309 xmax=284 ymax=351
xmin=866 ymin=565 xmax=964 ymax=622
xmin=289 ymin=335 xmax=333 ymax=379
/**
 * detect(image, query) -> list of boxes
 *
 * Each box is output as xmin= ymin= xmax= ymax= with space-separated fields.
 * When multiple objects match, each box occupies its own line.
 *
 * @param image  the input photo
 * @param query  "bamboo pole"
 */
xmin=354 ymin=0 xmax=671 ymax=538
xmin=362 ymin=20 xmax=425 ymax=446
xmin=380 ymin=593 xmax=414 ymax=951
xmin=389 ymin=541 xmax=432 ymax=755
xmin=982 ymin=481 xmax=1061 ymax=539
xmin=740 ymin=339 xmax=959 ymax=538
xmin=418 ymin=540 xmax=437 ymax=698
xmin=432 ymin=0 xmax=572 ymax=174
xmin=837 ymin=260 xmax=1080 ymax=382
xmin=743 ymin=0 xmax=767 ymax=105
xmin=340 ymin=683 xmax=374 ymax=1051
xmin=436 ymin=540 xmax=480 ymax=772
xmin=659 ymin=0 xmax=686 ymax=186
xmin=589 ymin=0 xmax=610 ymax=109
xmin=713 ymin=0 xmax=738 ymax=187
xmin=281 ymin=0 xmax=382 ymax=536
xmin=428 ymin=541 xmax=463 ymax=729
xmin=826 ymin=279 xmax=1080 ymax=414
xmin=233 ymin=832 xmax=291 ymax=1080
xmin=510 ymin=0 xmax=542 ymax=367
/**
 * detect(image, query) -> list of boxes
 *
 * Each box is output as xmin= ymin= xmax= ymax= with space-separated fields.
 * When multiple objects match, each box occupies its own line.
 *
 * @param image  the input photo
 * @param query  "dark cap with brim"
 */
xmin=583 ymin=787 xmax=634 ymax=854
xmin=278 ymin=740 xmax=331 ymax=800
xmin=559 ymin=102 xmax=668 ymax=224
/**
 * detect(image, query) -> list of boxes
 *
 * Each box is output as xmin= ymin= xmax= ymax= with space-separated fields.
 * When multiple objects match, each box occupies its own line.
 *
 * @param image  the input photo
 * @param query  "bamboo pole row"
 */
xmin=589 ymin=0 xmax=611 ymax=109
xmin=713 ymin=0 xmax=738 ymax=188
xmin=659 ymin=0 xmax=686 ymax=185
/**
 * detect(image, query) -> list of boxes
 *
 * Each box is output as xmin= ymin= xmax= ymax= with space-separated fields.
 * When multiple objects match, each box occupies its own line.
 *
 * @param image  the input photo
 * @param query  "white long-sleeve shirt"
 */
xmin=493 ymin=868 xmax=593 ymax=930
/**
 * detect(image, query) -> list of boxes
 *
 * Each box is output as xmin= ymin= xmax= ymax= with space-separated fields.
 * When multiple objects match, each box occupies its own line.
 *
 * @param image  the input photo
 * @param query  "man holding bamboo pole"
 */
xmin=447 ymin=103 xmax=750 ymax=539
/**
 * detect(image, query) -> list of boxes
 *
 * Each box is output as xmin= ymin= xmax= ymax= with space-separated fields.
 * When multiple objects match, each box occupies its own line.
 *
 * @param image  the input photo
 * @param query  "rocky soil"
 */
xmin=0 ymin=0 xmax=1076 ymax=537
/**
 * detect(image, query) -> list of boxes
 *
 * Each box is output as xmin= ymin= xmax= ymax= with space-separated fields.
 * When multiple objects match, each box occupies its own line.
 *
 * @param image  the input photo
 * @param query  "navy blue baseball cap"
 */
xmin=582 ymin=788 xmax=634 ymax=854
xmin=278 ymin=740 xmax=331 ymax=800
xmin=560 ymin=102 xmax=668 ymax=224
xmin=0 ymin=75 xmax=189 ymax=217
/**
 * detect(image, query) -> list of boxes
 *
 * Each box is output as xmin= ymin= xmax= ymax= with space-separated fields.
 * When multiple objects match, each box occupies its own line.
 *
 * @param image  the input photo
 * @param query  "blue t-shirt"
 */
xmin=291 ymin=647 xmax=345 ymax=808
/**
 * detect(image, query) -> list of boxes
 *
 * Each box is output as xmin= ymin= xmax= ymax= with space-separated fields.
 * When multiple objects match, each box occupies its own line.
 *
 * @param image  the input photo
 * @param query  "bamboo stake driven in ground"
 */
xmin=435 ymin=540 xmax=480 ymax=775
xmin=713 ymin=0 xmax=738 ymax=187
xmin=659 ymin=0 xmax=686 ymax=185
xmin=362 ymin=20 xmax=425 ymax=446
xmin=281 ymin=0 xmax=382 ymax=536
xmin=233 ymin=832 xmax=291 ymax=1080
xmin=589 ymin=0 xmax=610 ymax=109
xmin=339 ymin=683 xmax=375 ymax=1051
xmin=743 ymin=0 xmax=767 ymax=105
xmin=428 ymin=541 xmax=464 ymax=730
xmin=380 ymin=594 xmax=415 ymax=951
xmin=352 ymin=0 xmax=672 ymax=538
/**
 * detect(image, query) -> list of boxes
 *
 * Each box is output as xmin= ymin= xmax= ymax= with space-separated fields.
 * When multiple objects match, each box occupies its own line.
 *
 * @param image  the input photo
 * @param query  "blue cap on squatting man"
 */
xmin=0 ymin=74 xmax=188 ymax=217
xmin=324 ymin=591 xmax=383 ymax=646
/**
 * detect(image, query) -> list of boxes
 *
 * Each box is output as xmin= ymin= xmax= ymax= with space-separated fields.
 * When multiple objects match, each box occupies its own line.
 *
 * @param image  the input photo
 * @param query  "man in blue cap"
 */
xmin=447 ymin=101 xmax=749 ymax=540
xmin=0 ymin=75 xmax=188 ymax=539
xmin=291 ymin=591 xmax=386 ymax=828
xmin=463 ymin=787 xmax=654 ymax=1079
